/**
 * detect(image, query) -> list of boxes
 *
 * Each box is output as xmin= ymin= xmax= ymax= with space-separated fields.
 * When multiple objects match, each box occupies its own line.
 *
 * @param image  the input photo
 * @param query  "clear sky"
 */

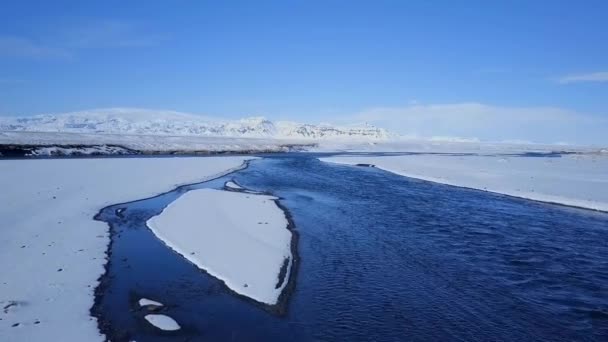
xmin=1 ymin=1 xmax=607 ymax=144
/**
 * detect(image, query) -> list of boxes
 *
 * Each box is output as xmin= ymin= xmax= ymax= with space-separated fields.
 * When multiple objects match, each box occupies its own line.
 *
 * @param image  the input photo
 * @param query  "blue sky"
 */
xmin=0 ymin=1 xmax=607 ymax=144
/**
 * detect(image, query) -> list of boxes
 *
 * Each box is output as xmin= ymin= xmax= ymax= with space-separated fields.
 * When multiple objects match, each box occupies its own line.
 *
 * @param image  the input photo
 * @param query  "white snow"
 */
xmin=0 ymin=156 xmax=252 ymax=341
xmin=225 ymin=181 xmax=243 ymax=190
xmin=144 ymin=314 xmax=180 ymax=331
xmin=321 ymin=154 xmax=608 ymax=212
xmin=146 ymin=188 xmax=293 ymax=305
xmin=138 ymin=298 xmax=163 ymax=307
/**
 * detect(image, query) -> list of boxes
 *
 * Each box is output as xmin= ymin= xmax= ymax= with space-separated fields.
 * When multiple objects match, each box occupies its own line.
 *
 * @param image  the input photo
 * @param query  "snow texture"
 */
xmin=321 ymin=154 xmax=608 ymax=212
xmin=0 ymin=156 xmax=252 ymax=341
xmin=144 ymin=314 xmax=180 ymax=331
xmin=146 ymin=188 xmax=293 ymax=305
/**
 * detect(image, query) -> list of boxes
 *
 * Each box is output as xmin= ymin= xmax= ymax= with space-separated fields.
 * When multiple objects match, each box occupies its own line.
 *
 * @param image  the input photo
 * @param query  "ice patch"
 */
xmin=144 ymin=314 xmax=180 ymax=331
xmin=138 ymin=298 xmax=163 ymax=307
xmin=225 ymin=181 xmax=243 ymax=190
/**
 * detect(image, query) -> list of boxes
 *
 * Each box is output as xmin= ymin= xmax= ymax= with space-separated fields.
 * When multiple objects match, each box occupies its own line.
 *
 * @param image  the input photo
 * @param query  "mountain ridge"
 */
xmin=0 ymin=108 xmax=393 ymax=140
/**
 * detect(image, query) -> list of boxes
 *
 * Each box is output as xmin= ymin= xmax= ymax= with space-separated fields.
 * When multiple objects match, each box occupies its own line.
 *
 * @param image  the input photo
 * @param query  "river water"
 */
xmin=94 ymin=155 xmax=608 ymax=341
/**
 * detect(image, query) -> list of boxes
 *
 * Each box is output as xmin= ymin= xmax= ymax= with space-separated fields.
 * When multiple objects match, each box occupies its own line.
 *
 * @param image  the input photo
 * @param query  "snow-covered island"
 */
xmin=147 ymin=188 xmax=294 ymax=306
xmin=0 ymin=156 xmax=253 ymax=341
xmin=321 ymin=154 xmax=608 ymax=212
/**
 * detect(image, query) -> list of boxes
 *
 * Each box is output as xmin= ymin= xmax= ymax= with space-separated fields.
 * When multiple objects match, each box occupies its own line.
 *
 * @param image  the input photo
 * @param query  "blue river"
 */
xmin=93 ymin=154 xmax=608 ymax=341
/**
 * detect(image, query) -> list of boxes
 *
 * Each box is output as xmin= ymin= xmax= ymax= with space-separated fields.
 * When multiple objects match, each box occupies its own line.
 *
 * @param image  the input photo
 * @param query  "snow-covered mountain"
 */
xmin=0 ymin=108 xmax=393 ymax=140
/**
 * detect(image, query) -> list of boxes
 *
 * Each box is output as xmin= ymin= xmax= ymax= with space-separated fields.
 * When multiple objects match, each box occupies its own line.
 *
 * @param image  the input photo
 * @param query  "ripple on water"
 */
xmin=93 ymin=156 xmax=608 ymax=341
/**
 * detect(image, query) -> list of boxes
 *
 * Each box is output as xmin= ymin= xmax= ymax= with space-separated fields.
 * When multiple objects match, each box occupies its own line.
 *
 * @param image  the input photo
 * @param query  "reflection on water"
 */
xmin=94 ymin=156 xmax=608 ymax=341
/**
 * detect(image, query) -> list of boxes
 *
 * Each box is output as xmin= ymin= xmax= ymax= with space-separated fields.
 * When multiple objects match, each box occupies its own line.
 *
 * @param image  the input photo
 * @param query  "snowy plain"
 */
xmin=0 ymin=156 xmax=252 ymax=341
xmin=321 ymin=154 xmax=608 ymax=212
xmin=314 ymin=138 xmax=608 ymax=155
xmin=146 ymin=188 xmax=293 ymax=305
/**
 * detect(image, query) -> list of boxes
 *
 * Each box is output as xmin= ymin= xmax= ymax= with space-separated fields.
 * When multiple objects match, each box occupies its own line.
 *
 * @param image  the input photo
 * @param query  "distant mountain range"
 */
xmin=0 ymin=108 xmax=393 ymax=140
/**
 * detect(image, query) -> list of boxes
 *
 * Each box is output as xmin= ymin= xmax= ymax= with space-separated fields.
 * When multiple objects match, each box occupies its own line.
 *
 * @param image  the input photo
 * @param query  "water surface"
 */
xmin=94 ymin=155 xmax=608 ymax=341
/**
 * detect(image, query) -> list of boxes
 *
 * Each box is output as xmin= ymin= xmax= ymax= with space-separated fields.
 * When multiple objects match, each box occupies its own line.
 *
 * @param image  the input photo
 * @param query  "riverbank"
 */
xmin=0 ymin=156 xmax=253 ymax=341
xmin=321 ymin=153 xmax=608 ymax=212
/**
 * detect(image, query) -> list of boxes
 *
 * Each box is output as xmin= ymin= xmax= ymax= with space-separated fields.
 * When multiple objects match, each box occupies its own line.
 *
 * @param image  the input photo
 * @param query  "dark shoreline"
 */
xmin=90 ymin=158 xmax=301 ymax=341
xmin=0 ymin=143 xmax=315 ymax=159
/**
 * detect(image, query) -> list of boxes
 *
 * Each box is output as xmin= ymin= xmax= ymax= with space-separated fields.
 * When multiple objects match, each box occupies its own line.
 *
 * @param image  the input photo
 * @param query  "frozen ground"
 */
xmin=321 ymin=154 xmax=608 ymax=212
xmin=0 ymin=156 xmax=251 ymax=341
xmin=147 ymin=188 xmax=293 ymax=305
